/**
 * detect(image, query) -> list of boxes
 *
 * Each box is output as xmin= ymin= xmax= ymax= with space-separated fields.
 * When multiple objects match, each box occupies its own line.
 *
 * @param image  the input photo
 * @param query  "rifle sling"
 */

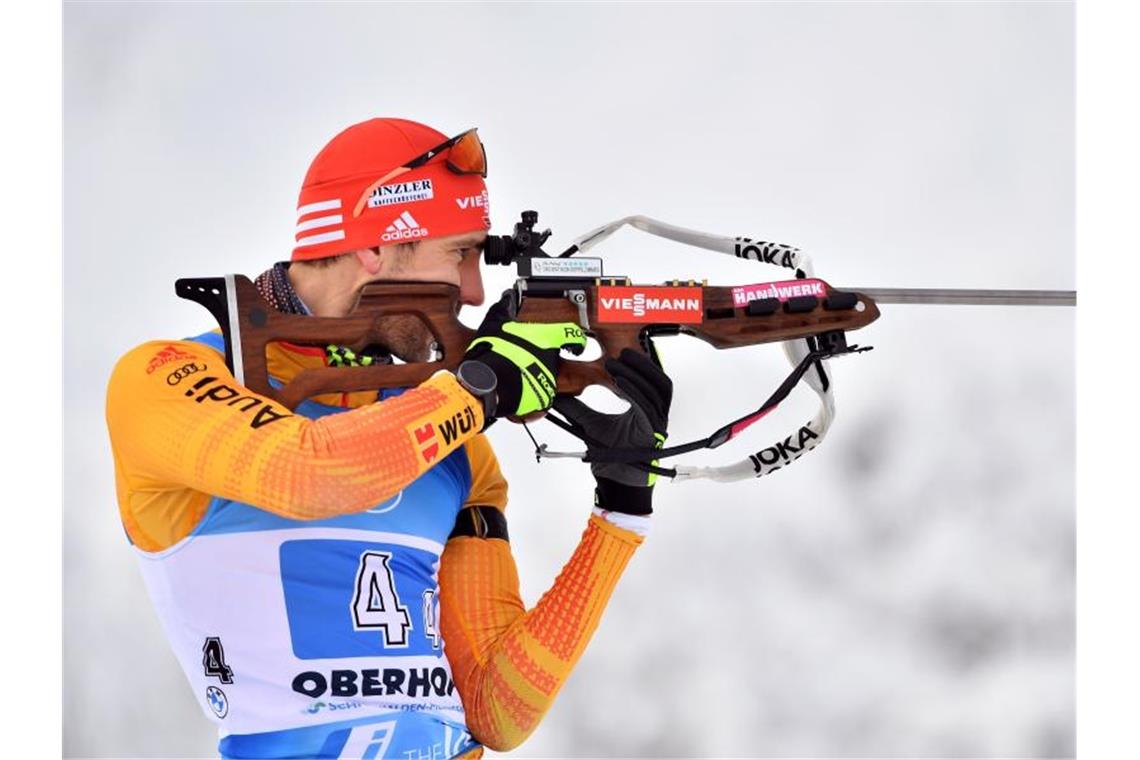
xmin=545 ymin=348 xmax=827 ymax=477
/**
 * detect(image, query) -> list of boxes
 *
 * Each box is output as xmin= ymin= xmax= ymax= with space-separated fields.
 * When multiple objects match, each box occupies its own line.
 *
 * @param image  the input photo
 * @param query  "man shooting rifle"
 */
xmin=105 ymin=118 xmax=670 ymax=759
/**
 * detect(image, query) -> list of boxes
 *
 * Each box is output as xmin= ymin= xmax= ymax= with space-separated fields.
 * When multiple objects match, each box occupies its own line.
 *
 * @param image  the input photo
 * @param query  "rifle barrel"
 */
xmin=848 ymin=287 xmax=1076 ymax=307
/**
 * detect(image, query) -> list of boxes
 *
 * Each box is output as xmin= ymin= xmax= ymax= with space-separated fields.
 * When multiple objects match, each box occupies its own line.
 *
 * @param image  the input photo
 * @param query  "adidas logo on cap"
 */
xmin=381 ymin=211 xmax=429 ymax=242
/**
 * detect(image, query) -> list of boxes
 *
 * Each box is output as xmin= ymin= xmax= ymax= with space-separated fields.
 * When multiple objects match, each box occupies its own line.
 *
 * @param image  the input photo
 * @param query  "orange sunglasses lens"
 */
xmin=445 ymin=129 xmax=487 ymax=177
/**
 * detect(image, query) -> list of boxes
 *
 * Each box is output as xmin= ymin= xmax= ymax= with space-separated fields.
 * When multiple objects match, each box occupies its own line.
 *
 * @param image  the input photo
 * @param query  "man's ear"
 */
xmin=354 ymin=247 xmax=383 ymax=275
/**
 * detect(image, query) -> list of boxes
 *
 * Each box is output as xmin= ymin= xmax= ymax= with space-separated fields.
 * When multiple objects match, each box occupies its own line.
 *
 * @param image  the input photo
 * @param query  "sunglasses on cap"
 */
xmin=353 ymin=128 xmax=487 ymax=218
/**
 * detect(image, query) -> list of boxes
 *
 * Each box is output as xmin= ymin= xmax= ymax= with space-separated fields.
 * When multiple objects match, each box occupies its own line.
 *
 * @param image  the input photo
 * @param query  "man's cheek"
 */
xmin=459 ymin=257 xmax=485 ymax=306
xmin=462 ymin=254 xmax=483 ymax=282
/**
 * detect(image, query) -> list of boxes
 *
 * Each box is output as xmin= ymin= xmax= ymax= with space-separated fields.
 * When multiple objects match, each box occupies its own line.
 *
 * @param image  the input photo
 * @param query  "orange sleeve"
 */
xmin=439 ymin=439 xmax=642 ymax=751
xmin=461 ymin=434 xmax=508 ymax=511
xmin=106 ymin=339 xmax=483 ymax=551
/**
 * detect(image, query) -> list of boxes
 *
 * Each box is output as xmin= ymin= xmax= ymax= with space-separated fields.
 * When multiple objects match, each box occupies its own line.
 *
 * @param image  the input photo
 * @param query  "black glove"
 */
xmin=553 ymin=346 xmax=672 ymax=516
xmin=462 ymin=290 xmax=587 ymax=419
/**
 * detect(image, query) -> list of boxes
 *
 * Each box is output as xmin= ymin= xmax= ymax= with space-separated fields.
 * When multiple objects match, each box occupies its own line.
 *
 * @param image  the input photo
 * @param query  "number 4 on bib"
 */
xmin=352 ymin=551 xmax=412 ymax=647
xmin=202 ymin=636 xmax=234 ymax=684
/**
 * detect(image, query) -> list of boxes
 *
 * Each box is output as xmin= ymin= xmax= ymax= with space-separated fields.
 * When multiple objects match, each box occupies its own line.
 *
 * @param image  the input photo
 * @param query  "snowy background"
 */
xmin=64 ymin=2 xmax=1074 ymax=758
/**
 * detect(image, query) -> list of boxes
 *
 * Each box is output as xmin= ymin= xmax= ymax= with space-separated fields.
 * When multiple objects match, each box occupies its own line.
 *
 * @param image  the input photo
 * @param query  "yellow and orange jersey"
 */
xmin=106 ymin=329 xmax=642 ymax=758
xmin=108 ymin=333 xmax=484 ymax=549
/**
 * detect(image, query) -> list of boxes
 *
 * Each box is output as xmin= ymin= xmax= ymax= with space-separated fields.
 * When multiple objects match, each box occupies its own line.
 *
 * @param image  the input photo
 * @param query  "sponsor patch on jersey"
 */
xmin=301 ymin=699 xmax=364 ymax=715
xmin=146 ymin=344 xmax=196 ymax=374
xmin=368 ymin=179 xmax=434 ymax=208
xmin=180 ymin=376 xmax=292 ymax=429
xmin=731 ymin=278 xmax=827 ymax=307
xmin=206 ymin=685 xmax=229 ymax=718
xmin=166 ymin=362 xmax=207 ymax=386
xmin=291 ymin=666 xmax=455 ymax=699
xmin=421 ymin=404 xmax=477 ymax=452
xmin=412 ymin=423 xmax=439 ymax=463
xmin=596 ymin=286 xmax=703 ymax=324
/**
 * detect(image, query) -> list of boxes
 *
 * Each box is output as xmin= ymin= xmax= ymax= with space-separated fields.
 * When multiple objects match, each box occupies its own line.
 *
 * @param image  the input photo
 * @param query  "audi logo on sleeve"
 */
xmin=167 ymin=363 xmax=207 ymax=385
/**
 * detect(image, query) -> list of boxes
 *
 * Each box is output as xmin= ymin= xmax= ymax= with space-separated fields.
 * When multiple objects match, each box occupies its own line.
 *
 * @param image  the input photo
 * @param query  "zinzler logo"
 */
xmin=368 ymin=179 xmax=433 ymax=208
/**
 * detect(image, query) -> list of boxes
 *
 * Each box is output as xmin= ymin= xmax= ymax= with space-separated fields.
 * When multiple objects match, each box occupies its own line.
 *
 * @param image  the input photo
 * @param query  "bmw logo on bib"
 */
xmin=206 ymin=686 xmax=229 ymax=719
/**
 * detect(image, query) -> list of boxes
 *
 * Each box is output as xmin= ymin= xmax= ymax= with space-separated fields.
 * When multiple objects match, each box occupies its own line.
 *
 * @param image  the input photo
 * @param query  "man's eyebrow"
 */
xmin=452 ymin=234 xmax=488 ymax=247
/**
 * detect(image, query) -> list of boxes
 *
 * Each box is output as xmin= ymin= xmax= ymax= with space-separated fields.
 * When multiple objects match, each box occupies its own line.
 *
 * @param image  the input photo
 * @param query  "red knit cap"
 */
xmin=292 ymin=118 xmax=490 ymax=261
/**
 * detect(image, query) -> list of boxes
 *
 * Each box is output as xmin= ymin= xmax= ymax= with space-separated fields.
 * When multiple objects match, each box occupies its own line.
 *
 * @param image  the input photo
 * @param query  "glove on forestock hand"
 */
xmin=553 ymin=347 xmax=673 ymax=517
xmin=463 ymin=290 xmax=587 ymax=421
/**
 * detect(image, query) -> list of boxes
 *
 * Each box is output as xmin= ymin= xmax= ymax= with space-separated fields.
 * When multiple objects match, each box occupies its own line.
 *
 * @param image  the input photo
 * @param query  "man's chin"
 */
xmin=389 ymin=342 xmax=437 ymax=364
xmin=378 ymin=315 xmax=438 ymax=363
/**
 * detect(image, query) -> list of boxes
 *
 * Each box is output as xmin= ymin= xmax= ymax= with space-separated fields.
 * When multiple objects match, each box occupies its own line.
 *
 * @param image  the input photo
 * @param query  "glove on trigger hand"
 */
xmin=463 ymin=290 xmax=587 ymax=419
xmin=553 ymin=346 xmax=673 ymax=516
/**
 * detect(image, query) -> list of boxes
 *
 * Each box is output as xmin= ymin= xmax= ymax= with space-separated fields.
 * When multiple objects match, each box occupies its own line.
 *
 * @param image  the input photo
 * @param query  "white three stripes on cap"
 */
xmin=385 ymin=211 xmax=420 ymax=232
xmin=295 ymin=199 xmax=346 ymax=247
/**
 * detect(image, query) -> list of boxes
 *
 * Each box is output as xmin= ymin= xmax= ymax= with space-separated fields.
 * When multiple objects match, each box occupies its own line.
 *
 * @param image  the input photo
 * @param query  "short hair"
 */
xmin=290 ymin=242 xmax=419 ymax=272
xmin=383 ymin=242 xmax=418 ymax=274
xmin=292 ymin=252 xmax=350 ymax=270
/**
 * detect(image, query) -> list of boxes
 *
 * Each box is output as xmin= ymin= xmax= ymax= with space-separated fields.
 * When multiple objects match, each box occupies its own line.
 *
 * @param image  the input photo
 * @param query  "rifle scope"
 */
xmin=483 ymin=210 xmax=552 ymax=266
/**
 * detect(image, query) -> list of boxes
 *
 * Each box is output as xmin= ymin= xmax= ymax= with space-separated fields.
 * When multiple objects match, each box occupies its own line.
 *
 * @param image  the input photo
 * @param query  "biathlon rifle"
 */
xmin=176 ymin=211 xmax=1074 ymax=483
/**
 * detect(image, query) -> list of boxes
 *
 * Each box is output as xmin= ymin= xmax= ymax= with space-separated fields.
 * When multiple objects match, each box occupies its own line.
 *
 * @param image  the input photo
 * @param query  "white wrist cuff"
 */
xmin=592 ymin=507 xmax=651 ymax=537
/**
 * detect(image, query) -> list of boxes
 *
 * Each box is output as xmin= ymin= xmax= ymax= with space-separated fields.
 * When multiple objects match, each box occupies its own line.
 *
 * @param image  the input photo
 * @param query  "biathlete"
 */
xmin=105 ymin=117 xmax=671 ymax=759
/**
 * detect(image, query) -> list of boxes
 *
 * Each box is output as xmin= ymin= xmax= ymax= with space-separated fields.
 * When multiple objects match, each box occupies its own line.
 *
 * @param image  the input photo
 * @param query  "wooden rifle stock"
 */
xmin=190 ymin=275 xmax=880 ymax=410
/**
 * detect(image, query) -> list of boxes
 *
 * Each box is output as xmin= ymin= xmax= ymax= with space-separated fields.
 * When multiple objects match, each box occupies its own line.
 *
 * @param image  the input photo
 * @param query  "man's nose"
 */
xmin=459 ymin=257 xmax=485 ymax=307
